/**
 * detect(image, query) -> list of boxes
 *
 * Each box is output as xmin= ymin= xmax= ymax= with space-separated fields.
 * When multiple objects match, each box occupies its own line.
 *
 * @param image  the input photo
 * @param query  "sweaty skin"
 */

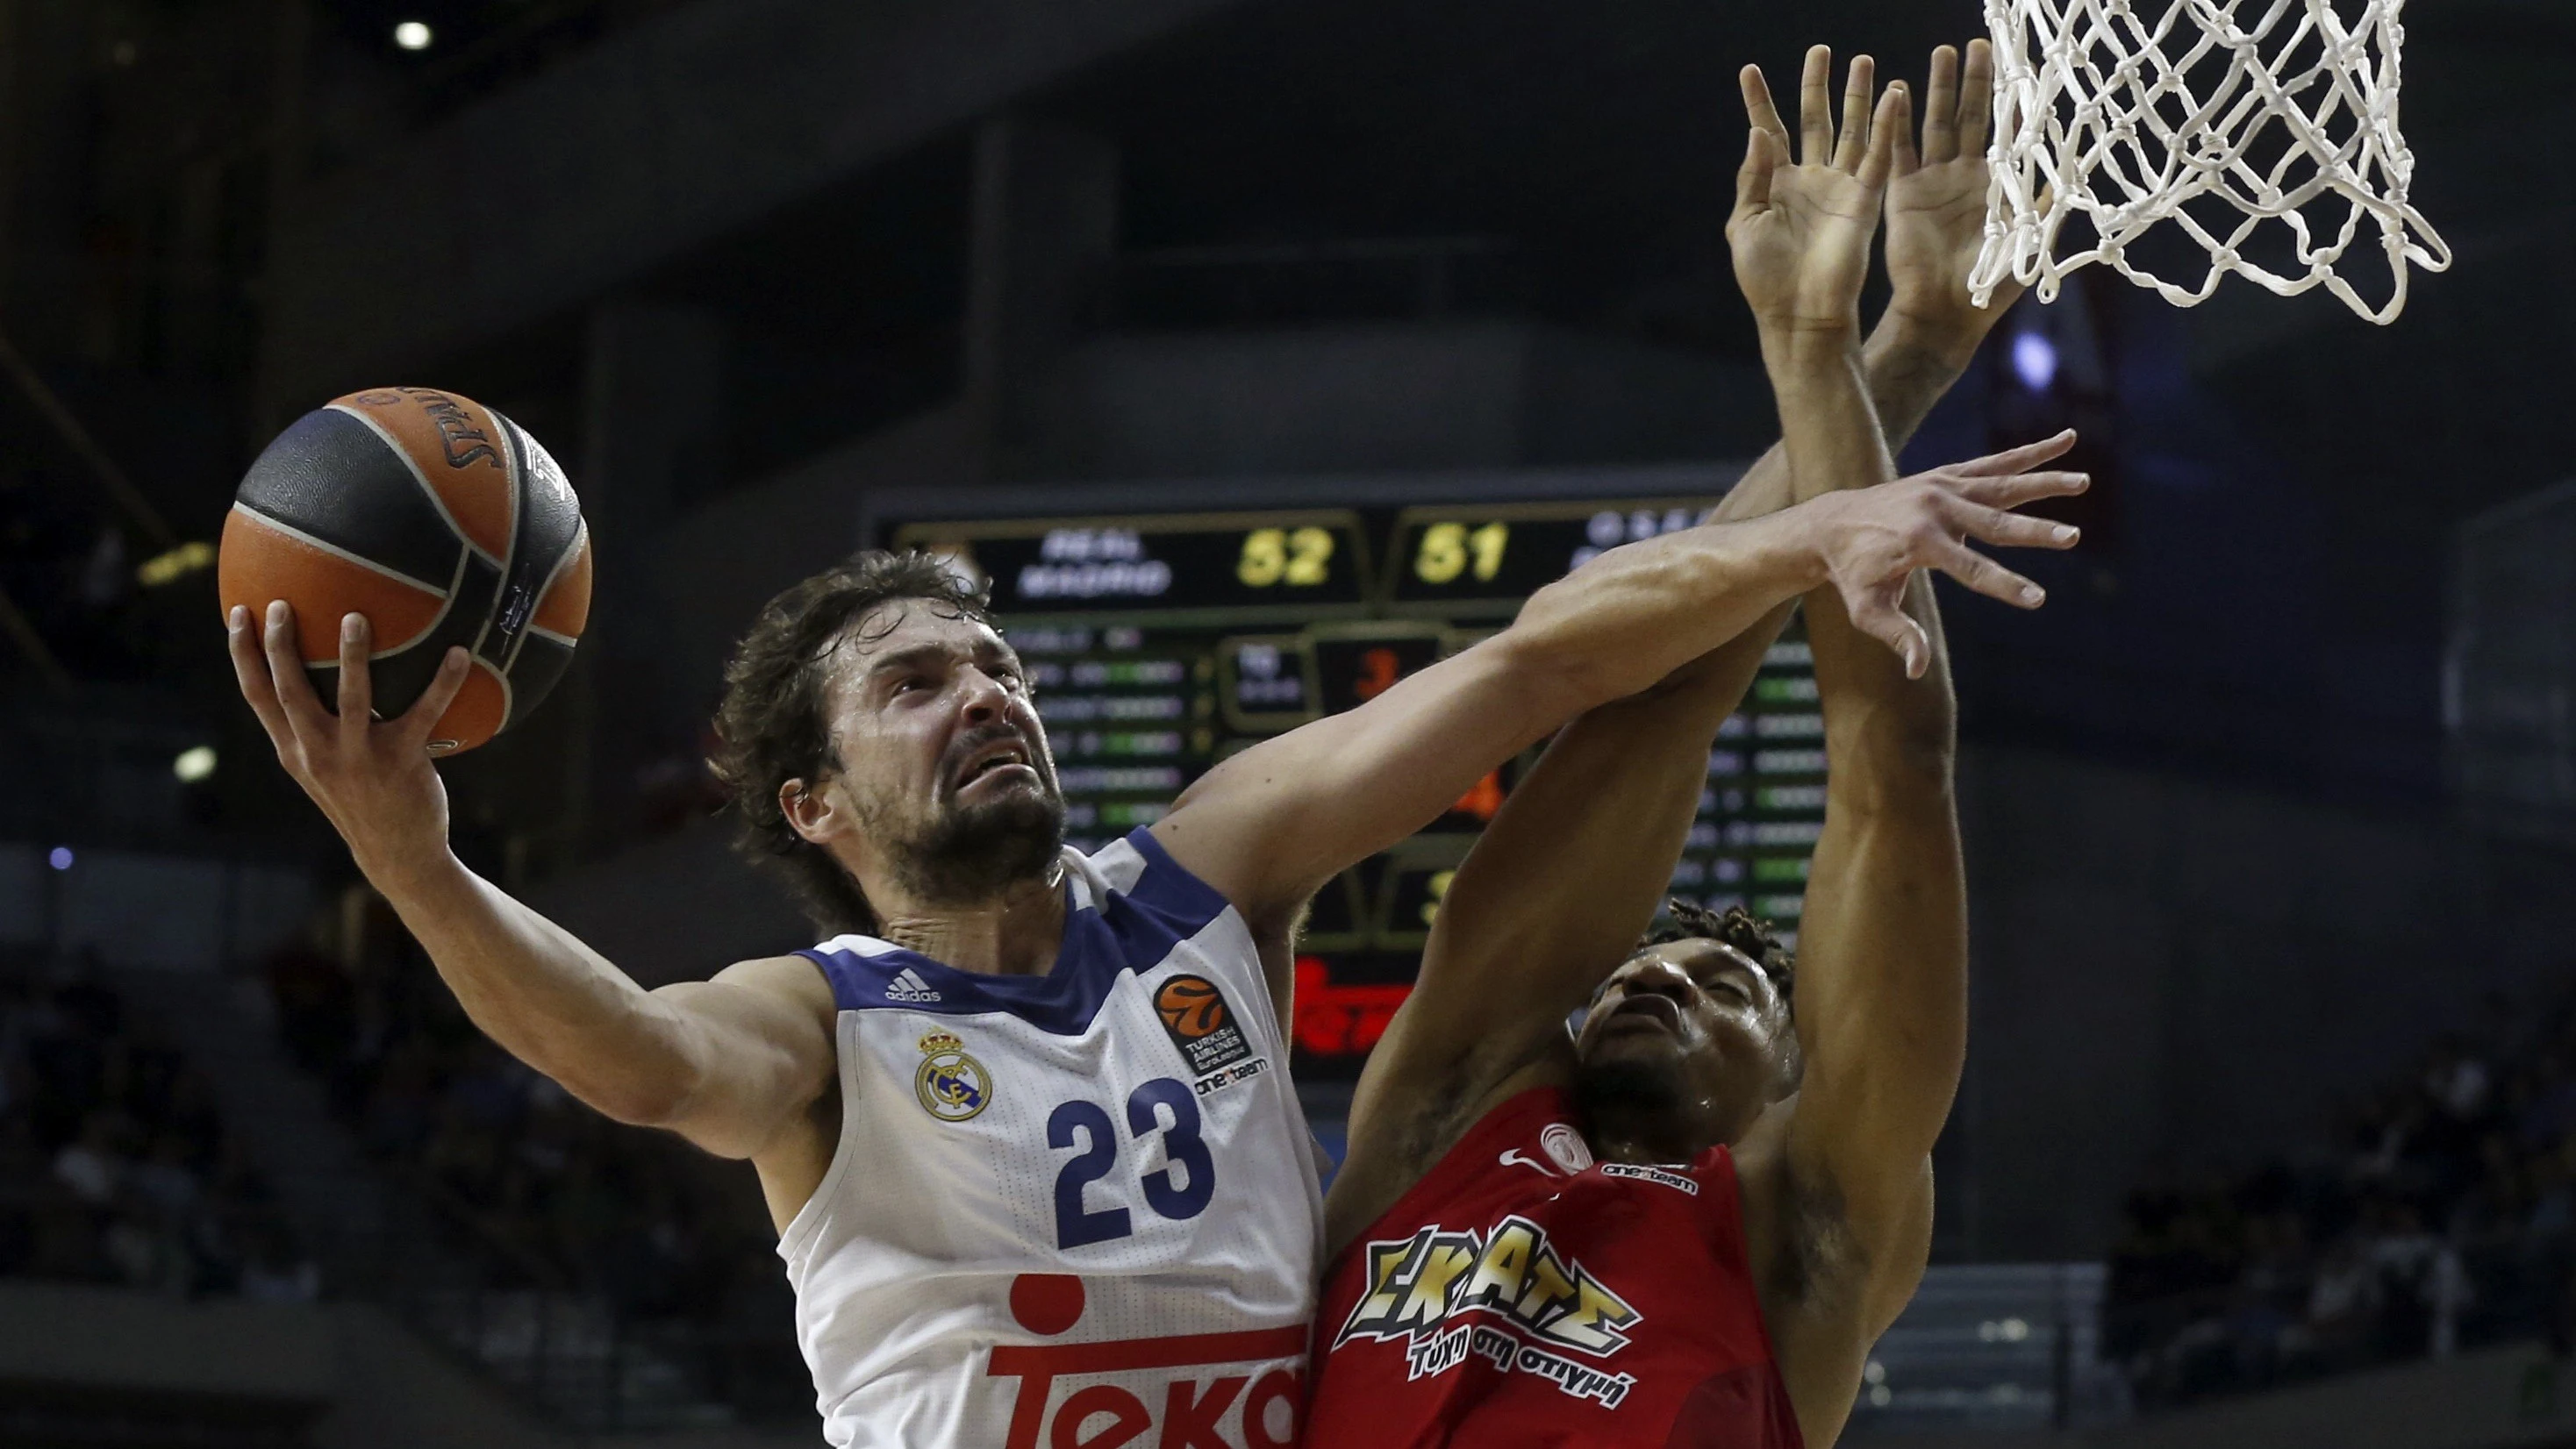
xmin=1326 ymin=42 xmax=2067 ymax=1448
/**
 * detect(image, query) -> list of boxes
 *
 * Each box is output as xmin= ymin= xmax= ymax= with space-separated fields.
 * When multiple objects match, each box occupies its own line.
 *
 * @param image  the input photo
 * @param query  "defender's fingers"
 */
xmin=1959 ymin=38 xmax=1998 ymax=156
xmin=1932 ymin=539 xmax=2047 ymax=610
xmin=1833 ymin=54 xmax=1877 ymax=172
xmin=1889 ymin=79 xmax=1921 ymax=175
xmin=261 ymin=600 xmax=332 ymax=739
xmin=226 ymin=605 xmax=296 ymax=747
xmin=400 ymin=647 xmax=473 ymax=750
xmin=1860 ymin=83 xmax=1904 ymax=190
xmin=1740 ymin=64 xmax=1792 ymax=146
xmin=1921 ymin=46 xmax=1962 ymax=163
xmin=336 ymin=613 xmax=374 ymax=734
xmin=1735 ymin=126 xmax=1779 ymax=215
xmin=1953 ymin=468 xmax=2091 ymax=510
xmin=1800 ymin=46 xmax=1835 ymax=164
xmin=1946 ymin=428 xmax=2079 ymax=476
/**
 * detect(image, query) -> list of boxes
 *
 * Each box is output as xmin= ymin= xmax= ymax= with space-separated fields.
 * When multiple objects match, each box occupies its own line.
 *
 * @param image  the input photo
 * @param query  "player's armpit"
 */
xmin=643 ymin=954 xmax=841 ymax=1163
xmin=1737 ymin=1114 xmax=1935 ymax=1448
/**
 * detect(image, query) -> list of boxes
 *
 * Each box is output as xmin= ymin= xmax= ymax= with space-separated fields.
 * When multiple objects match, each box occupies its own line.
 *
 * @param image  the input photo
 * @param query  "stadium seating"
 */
xmin=2104 ymin=988 xmax=2576 ymax=1408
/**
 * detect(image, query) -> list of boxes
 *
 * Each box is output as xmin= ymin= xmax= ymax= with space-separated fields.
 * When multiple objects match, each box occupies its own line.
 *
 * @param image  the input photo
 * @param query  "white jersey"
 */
xmin=778 ymin=829 xmax=1322 ymax=1449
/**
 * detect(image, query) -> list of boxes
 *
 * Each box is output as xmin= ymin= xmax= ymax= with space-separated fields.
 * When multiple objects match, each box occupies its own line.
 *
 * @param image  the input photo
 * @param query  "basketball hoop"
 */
xmin=1971 ymin=0 xmax=2451 ymax=324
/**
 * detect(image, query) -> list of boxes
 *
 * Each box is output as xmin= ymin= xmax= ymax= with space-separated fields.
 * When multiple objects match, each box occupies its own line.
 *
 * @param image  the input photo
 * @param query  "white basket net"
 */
xmin=1971 ymin=0 xmax=2451 ymax=324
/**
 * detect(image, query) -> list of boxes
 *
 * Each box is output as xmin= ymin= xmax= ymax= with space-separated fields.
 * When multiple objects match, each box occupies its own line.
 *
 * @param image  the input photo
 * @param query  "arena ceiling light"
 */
xmin=393 ymin=20 xmax=433 ymax=51
xmin=2011 ymin=332 xmax=2058 ymax=394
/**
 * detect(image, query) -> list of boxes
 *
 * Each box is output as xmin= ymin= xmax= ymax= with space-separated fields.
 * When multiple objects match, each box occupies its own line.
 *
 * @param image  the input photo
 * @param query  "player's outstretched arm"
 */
xmin=1154 ymin=43 xmax=2035 ymax=952
xmin=1150 ymin=450 xmax=2084 ymax=949
xmin=1330 ymin=52 xmax=2051 ymax=1246
xmin=227 ymin=603 xmax=835 ymax=1167
xmin=1328 ymin=46 xmax=1890 ymax=1241
xmin=1757 ymin=468 xmax=2078 ymax=1430
xmin=1735 ymin=66 xmax=2048 ymax=1431
xmin=1742 ymin=576 xmax=1983 ymax=1448
xmin=1148 ymin=514 xmax=1814 ymax=947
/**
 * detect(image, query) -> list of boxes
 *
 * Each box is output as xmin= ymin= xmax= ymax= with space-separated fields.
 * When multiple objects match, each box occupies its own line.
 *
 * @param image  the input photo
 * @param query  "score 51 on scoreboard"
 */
xmin=884 ymin=501 xmax=1825 ymax=1078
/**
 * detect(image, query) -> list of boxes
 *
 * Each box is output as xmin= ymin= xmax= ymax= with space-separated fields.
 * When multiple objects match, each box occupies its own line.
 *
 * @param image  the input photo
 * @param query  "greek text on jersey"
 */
xmin=1334 ymin=1215 xmax=1643 ymax=1405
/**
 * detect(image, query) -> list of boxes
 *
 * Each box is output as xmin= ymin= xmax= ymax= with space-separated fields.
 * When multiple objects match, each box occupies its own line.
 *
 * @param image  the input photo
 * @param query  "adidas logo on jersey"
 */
xmin=885 ymin=968 xmax=942 ymax=1003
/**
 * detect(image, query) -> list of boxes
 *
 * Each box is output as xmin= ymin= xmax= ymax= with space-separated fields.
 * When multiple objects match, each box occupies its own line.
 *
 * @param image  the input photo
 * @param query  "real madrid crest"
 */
xmin=914 ymin=1031 xmax=992 ymax=1123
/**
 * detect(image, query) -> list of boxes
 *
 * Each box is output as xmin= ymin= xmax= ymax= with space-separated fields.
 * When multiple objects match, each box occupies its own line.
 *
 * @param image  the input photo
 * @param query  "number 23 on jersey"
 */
xmin=1048 ymin=1078 xmax=1218 ymax=1249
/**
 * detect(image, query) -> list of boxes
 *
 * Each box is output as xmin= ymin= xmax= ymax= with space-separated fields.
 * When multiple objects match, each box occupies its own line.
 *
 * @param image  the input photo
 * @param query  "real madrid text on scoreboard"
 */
xmin=882 ymin=500 xmax=1826 ymax=1076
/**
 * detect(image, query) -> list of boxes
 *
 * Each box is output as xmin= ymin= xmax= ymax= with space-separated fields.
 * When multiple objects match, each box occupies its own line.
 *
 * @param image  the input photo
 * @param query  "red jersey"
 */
xmin=1306 ymin=1088 xmax=1803 ymax=1449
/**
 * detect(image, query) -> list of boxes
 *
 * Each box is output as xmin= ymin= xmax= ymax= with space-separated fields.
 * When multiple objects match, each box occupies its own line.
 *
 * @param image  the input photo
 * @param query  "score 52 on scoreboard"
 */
xmin=883 ymin=499 xmax=1826 ymax=1077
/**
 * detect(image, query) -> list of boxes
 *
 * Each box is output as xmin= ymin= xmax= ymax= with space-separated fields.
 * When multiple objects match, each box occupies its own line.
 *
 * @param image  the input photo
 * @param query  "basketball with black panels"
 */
xmin=218 ymin=386 xmax=592 ymax=755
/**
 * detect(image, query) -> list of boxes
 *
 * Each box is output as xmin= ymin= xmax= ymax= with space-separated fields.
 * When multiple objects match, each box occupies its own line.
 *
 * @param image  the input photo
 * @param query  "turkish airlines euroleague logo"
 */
xmin=1155 ymin=975 xmax=1254 ymax=1077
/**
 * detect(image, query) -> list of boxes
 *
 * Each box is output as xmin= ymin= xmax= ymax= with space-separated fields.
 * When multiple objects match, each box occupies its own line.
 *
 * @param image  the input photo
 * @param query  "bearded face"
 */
xmin=809 ymin=603 xmax=1068 ymax=908
xmin=856 ymin=714 xmax=1067 ymax=904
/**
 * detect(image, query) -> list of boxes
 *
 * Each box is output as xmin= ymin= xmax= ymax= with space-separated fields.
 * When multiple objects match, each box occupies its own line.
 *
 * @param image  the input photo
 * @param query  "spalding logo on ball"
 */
xmin=218 ymin=387 xmax=592 ymax=754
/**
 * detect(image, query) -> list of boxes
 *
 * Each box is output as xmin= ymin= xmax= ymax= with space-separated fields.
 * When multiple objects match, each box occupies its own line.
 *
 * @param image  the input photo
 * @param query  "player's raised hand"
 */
xmin=1797 ymin=431 xmax=2087 ymax=677
xmin=1884 ymin=39 xmax=2021 ymax=353
xmin=227 ymin=601 xmax=472 ymax=888
xmin=1728 ymin=46 xmax=1903 ymax=339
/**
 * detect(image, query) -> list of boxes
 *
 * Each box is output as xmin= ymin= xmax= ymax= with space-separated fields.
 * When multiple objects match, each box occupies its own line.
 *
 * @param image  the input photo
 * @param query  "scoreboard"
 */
xmin=870 ymin=479 xmax=1826 ymax=1079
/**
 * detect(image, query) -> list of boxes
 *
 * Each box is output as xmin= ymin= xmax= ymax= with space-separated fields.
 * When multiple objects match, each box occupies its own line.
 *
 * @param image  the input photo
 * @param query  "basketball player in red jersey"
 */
xmin=1309 ymin=42 xmax=2052 ymax=1448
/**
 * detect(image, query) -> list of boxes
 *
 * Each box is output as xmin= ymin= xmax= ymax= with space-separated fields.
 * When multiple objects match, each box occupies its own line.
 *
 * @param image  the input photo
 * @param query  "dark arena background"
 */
xmin=3 ymin=0 xmax=2575 ymax=1445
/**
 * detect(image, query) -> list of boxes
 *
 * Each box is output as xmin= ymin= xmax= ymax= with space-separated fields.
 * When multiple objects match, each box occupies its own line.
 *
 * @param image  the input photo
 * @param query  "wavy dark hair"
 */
xmin=708 ymin=551 xmax=992 ymax=936
xmin=1639 ymin=898 xmax=1795 ymax=1005
xmin=1633 ymin=897 xmax=1801 ymax=1089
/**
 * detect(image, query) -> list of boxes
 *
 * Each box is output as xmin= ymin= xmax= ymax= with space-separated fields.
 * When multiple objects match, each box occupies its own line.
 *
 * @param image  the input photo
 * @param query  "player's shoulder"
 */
xmin=701 ymin=953 xmax=839 ymax=1013
xmin=790 ymin=832 xmax=1256 ymax=1034
xmin=1072 ymin=825 xmax=1237 ymax=927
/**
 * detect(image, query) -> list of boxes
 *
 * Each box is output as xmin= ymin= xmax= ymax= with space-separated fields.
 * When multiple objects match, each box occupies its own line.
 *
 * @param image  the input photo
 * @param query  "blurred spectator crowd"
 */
xmin=2107 ymin=988 xmax=2576 ymax=1407
xmin=263 ymin=901 xmax=801 ymax=1410
xmin=0 ymin=950 xmax=316 ymax=1299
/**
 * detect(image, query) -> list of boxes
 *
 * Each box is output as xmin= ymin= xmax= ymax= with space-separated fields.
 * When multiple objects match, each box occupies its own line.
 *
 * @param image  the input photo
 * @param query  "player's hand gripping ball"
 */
xmin=218 ymin=388 xmax=592 ymax=754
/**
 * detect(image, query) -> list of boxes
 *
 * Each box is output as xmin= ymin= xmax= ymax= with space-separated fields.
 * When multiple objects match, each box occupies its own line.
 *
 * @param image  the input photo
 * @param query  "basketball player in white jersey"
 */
xmin=228 ymin=359 xmax=2082 ymax=1443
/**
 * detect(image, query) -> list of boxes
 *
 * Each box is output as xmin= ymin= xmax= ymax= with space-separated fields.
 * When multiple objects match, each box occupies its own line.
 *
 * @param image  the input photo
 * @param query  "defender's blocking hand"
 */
xmin=1728 ymin=46 xmax=1902 ymax=339
xmin=1884 ymin=39 xmax=2023 ymax=356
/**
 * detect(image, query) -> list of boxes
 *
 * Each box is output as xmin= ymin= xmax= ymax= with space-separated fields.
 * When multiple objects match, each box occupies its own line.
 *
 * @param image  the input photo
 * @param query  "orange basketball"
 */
xmin=218 ymin=387 xmax=592 ymax=755
xmin=1155 ymin=977 xmax=1229 ymax=1039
